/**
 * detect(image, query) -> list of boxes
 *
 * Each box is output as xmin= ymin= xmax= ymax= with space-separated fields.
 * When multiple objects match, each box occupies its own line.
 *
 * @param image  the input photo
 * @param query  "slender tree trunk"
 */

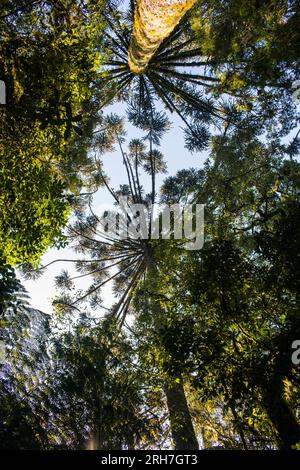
xmin=128 ymin=0 xmax=196 ymax=74
xmin=165 ymin=379 xmax=199 ymax=450
xmin=222 ymin=380 xmax=248 ymax=449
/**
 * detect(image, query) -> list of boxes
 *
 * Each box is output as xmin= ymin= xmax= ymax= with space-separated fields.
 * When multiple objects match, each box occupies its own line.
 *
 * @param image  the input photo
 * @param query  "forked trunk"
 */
xmin=128 ymin=0 xmax=196 ymax=74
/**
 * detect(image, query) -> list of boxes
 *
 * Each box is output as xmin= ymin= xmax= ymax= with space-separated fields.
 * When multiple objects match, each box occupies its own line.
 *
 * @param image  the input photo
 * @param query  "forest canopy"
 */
xmin=0 ymin=0 xmax=300 ymax=452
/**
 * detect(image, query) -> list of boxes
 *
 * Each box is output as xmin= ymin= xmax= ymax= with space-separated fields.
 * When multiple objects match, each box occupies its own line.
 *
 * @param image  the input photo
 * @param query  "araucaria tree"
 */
xmin=128 ymin=0 xmax=197 ymax=74
xmin=48 ymin=112 xmax=199 ymax=450
xmin=1 ymin=0 xmax=300 ymax=452
xmin=99 ymin=0 xmax=229 ymax=152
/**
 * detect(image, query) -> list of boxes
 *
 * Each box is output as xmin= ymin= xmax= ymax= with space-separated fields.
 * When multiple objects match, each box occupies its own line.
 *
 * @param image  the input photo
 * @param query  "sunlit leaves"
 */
xmin=0 ymin=0 xmax=110 ymax=266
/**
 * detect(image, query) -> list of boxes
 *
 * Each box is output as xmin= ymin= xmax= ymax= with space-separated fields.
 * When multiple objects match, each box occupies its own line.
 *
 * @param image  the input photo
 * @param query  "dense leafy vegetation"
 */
xmin=0 ymin=0 xmax=299 ymax=451
xmin=0 ymin=0 xmax=108 ymax=265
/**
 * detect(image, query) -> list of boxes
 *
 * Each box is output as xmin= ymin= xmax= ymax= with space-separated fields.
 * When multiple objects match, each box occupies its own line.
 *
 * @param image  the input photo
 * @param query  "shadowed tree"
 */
xmin=156 ymin=125 xmax=300 ymax=450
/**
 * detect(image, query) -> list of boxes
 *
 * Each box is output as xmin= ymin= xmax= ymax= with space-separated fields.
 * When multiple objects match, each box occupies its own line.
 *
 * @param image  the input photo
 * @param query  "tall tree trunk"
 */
xmin=128 ymin=0 xmax=196 ymax=74
xmin=262 ymin=379 xmax=300 ymax=450
xmin=165 ymin=379 xmax=199 ymax=450
xmin=146 ymin=255 xmax=198 ymax=449
xmin=259 ymin=329 xmax=300 ymax=449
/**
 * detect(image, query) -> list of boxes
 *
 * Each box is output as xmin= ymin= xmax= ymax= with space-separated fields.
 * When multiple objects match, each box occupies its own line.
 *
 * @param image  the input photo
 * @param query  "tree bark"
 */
xmin=146 ymin=254 xmax=198 ymax=450
xmin=128 ymin=0 xmax=196 ymax=74
xmin=262 ymin=380 xmax=300 ymax=450
xmin=165 ymin=379 xmax=198 ymax=450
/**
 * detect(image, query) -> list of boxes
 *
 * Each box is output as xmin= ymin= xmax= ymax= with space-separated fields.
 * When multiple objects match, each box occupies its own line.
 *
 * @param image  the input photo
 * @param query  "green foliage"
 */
xmin=1 ymin=0 xmax=300 ymax=451
xmin=192 ymin=0 xmax=300 ymax=85
xmin=153 ymin=128 xmax=300 ymax=449
xmin=0 ymin=0 xmax=108 ymax=265
xmin=192 ymin=0 xmax=300 ymax=123
xmin=0 ymin=130 xmax=70 ymax=265
xmin=0 ymin=256 xmax=24 ymax=317
xmin=44 ymin=317 xmax=163 ymax=449
xmin=0 ymin=389 xmax=45 ymax=450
